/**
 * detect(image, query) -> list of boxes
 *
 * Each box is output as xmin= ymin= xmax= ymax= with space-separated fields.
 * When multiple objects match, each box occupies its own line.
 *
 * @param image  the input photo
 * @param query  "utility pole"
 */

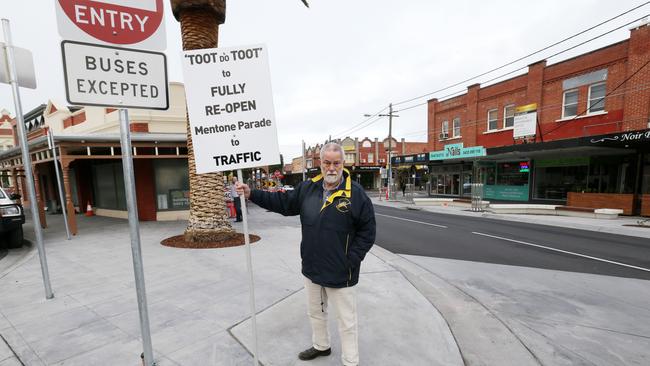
xmin=364 ymin=104 xmax=399 ymax=199
xmin=302 ymin=140 xmax=306 ymax=181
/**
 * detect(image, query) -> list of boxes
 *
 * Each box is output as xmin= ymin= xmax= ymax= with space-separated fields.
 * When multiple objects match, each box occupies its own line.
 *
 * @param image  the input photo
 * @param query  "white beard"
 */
xmin=324 ymin=173 xmax=341 ymax=185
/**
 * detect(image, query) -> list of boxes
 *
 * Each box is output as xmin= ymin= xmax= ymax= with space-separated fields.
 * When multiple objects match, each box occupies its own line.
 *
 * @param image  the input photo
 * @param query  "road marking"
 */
xmin=472 ymin=232 xmax=650 ymax=273
xmin=376 ymin=213 xmax=447 ymax=228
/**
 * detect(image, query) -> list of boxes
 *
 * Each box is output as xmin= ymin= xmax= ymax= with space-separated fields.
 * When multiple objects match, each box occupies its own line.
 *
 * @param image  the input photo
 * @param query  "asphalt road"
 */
xmin=374 ymin=205 xmax=650 ymax=281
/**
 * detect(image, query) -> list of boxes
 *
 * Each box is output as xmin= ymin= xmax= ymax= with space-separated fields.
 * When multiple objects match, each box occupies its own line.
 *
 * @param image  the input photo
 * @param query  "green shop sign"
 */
xmin=429 ymin=143 xmax=486 ymax=161
xmin=484 ymin=185 xmax=529 ymax=201
xmin=536 ymin=157 xmax=589 ymax=168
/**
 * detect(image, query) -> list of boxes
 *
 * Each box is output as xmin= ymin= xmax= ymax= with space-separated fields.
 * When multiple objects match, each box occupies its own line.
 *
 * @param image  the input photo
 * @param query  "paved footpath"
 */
xmin=0 ymin=207 xmax=461 ymax=366
xmin=2 ymin=202 xmax=649 ymax=365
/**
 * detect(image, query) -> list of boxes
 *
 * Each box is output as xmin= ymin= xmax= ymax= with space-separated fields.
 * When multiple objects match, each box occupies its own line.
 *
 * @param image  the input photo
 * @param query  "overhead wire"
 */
xmin=310 ymin=4 xmax=650 ymax=149
xmin=392 ymin=2 xmax=650 ymax=107
xmin=393 ymin=12 xmax=650 ymax=116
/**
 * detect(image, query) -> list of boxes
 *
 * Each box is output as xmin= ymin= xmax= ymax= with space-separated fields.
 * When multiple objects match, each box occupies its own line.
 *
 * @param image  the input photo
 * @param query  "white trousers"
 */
xmin=304 ymin=276 xmax=359 ymax=366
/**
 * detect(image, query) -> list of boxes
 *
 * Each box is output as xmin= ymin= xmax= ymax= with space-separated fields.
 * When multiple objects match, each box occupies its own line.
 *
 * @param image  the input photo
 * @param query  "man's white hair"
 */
xmin=320 ymin=142 xmax=345 ymax=161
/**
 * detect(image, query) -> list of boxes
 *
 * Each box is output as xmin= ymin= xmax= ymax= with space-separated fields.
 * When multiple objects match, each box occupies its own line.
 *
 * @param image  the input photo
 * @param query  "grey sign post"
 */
xmin=118 ymin=108 xmax=154 ymax=365
xmin=47 ymin=130 xmax=71 ymax=240
xmin=1 ymin=18 xmax=54 ymax=300
xmin=54 ymin=1 xmax=169 ymax=363
xmin=237 ymin=169 xmax=259 ymax=366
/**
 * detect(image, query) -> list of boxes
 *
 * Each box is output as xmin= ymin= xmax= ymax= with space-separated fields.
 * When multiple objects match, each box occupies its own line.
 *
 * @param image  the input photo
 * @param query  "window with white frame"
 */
xmin=562 ymin=89 xmax=579 ymax=118
xmin=344 ymin=152 xmax=355 ymax=164
xmin=504 ymin=105 xmax=515 ymax=128
xmin=367 ymin=153 xmax=374 ymax=163
xmin=452 ymin=118 xmax=461 ymax=137
xmin=587 ymin=82 xmax=606 ymax=114
xmin=487 ymin=109 xmax=498 ymax=131
xmin=441 ymin=120 xmax=449 ymax=139
xmin=361 ymin=140 xmax=372 ymax=148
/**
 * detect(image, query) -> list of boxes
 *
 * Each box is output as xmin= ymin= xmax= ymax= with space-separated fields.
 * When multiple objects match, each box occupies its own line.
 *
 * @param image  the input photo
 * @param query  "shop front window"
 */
xmin=154 ymin=159 xmax=190 ymax=210
xmin=534 ymin=165 xmax=588 ymax=200
xmin=643 ymin=154 xmax=650 ymax=194
xmin=92 ymin=162 xmax=126 ymax=210
xmin=585 ymin=155 xmax=637 ymax=194
xmin=497 ymin=162 xmax=528 ymax=186
xmin=480 ymin=161 xmax=529 ymax=201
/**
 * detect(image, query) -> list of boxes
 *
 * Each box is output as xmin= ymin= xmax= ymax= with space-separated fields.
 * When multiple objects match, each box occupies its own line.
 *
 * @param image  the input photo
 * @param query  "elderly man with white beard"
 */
xmin=236 ymin=142 xmax=376 ymax=366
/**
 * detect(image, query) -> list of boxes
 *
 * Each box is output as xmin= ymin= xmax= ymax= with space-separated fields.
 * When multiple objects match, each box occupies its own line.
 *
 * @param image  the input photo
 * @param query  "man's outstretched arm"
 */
xmin=236 ymin=182 xmax=301 ymax=216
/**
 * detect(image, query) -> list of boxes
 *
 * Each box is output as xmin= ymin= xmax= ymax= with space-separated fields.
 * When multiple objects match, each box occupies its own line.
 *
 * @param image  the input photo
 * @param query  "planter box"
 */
xmin=567 ymin=192 xmax=634 ymax=215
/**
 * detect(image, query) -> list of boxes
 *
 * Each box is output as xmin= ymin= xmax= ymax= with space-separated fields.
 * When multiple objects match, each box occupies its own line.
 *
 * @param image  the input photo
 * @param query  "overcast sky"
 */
xmin=1 ymin=0 xmax=647 ymax=160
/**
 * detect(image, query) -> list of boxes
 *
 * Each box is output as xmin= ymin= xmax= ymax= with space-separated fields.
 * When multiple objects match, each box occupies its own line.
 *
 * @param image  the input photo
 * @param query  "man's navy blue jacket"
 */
xmin=250 ymin=169 xmax=376 ymax=288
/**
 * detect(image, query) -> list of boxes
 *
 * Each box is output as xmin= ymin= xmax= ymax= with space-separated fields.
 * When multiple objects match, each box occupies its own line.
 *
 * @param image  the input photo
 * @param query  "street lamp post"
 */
xmin=365 ymin=103 xmax=399 ymax=199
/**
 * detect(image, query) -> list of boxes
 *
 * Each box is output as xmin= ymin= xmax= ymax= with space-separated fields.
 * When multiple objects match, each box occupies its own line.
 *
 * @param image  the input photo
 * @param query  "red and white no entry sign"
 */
xmin=55 ymin=0 xmax=166 ymax=51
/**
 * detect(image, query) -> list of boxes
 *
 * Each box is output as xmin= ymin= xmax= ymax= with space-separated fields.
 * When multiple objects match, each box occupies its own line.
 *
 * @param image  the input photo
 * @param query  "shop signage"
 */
xmin=55 ymin=0 xmax=166 ymax=51
xmin=61 ymin=41 xmax=168 ymax=109
xmin=514 ymin=103 xmax=537 ymax=138
xmin=357 ymin=166 xmax=380 ymax=170
xmin=392 ymin=153 xmax=428 ymax=164
xmin=484 ymin=185 xmax=529 ymax=201
xmin=590 ymin=129 xmax=650 ymax=144
xmin=519 ymin=162 xmax=530 ymax=173
xmin=536 ymin=157 xmax=589 ymax=168
xmin=181 ymin=44 xmax=281 ymax=173
xmin=429 ymin=143 xmax=486 ymax=161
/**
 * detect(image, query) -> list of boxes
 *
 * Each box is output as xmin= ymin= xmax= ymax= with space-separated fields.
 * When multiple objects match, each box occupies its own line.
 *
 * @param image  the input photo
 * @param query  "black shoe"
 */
xmin=298 ymin=347 xmax=331 ymax=360
xmin=235 ymin=219 xmax=242 ymax=222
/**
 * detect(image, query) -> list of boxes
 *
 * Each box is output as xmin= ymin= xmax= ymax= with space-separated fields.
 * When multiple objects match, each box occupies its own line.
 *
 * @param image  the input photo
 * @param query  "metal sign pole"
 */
xmin=47 ymin=130 xmax=70 ymax=240
xmin=2 ymin=19 xmax=53 ymax=300
xmin=237 ymin=169 xmax=259 ymax=366
xmin=118 ymin=108 xmax=155 ymax=366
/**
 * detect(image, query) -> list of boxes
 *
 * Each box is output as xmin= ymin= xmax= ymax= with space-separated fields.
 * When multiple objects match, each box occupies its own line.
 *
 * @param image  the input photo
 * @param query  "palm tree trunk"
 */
xmin=170 ymin=1 xmax=234 ymax=242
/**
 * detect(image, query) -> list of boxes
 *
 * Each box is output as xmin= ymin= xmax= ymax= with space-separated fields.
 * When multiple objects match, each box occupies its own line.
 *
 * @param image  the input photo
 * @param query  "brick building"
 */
xmin=303 ymin=136 xmax=428 ymax=189
xmin=415 ymin=23 xmax=650 ymax=215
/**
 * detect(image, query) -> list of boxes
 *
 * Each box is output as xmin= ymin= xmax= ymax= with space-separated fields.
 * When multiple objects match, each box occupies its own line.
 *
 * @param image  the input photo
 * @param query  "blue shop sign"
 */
xmin=429 ymin=143 xmax=486 ymax=161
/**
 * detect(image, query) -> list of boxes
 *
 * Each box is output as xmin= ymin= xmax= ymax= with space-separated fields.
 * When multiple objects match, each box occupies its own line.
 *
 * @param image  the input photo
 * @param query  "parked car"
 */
xmin=0 ymin=187 xmax=24 ymax=249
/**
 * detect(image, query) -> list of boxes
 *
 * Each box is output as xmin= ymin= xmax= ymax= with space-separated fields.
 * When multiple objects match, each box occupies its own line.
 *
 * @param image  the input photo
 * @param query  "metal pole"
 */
xmin=47 ymin=130 xmax=70 ymax=240
xmin=302 ymin=140 xmax=306 ymax=182
xmin=237 ymin=169 xmax=260 ymax=366
xmin=387 ymin=103 xmax=393 ymax=200
xmin=118 ymin=108 xmax=154 ymax=366
xmin=2 ymin=19 xmax=53 ymax=300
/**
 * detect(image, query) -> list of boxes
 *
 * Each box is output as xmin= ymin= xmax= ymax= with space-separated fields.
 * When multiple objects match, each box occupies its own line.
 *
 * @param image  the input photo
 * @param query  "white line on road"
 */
xmin=472 ymin=232 xmax=650 ymax=273
xmin=376 ymin=213 xmax=447 ymax=228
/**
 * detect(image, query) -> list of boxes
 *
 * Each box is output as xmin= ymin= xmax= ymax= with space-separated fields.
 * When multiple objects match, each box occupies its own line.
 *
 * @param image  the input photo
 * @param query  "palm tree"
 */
xmin=170 ymin=0 xmax=234 ymax=242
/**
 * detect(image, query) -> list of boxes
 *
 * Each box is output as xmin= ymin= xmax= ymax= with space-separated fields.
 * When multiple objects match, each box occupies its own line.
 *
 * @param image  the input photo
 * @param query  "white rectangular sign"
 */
xmin=0 ymin=43 xmax=37 ymax=89
xmin=513 ymin=111 xmax=537 ymax=138
xmin=61 ymin=41 xmax=168 ymax=109
xmin=181 ymin=44 xmax=281 ymax=174
xmin=55 ymin=0 xmax=166 ymax=51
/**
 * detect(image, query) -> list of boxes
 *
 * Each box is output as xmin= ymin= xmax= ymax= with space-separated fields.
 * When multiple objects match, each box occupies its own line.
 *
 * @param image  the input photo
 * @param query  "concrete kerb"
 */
xmin=371 ymin=246 xmax=542 ymax=366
